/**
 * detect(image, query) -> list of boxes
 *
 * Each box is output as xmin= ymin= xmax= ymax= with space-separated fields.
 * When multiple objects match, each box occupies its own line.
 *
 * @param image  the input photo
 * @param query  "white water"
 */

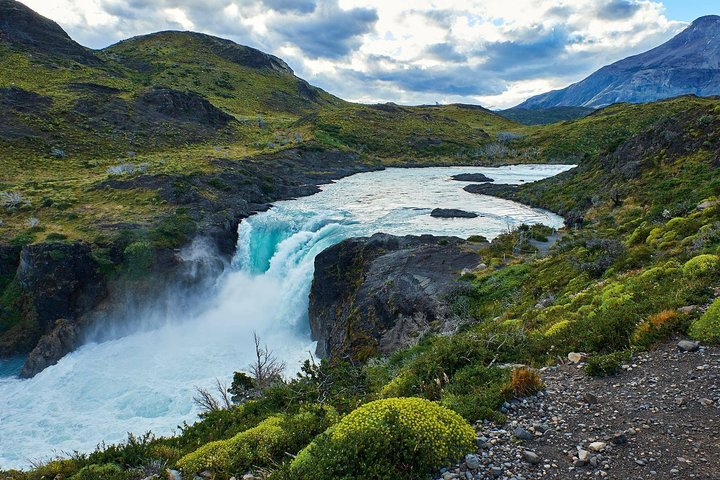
xmin=0 ymin=165 xmax=573 ymax=469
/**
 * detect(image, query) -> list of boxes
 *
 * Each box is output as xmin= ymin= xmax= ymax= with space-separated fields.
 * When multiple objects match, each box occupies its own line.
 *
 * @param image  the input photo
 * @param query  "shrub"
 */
xmin=631 ymin=309 xmax=680 ymax=348
xmin=689 ymin=297 xmax=720 ymax=343
xmin=177 ymin=406 xmax=338 ymax=476
xmin=682 ymin=254 xmax=720 ymax=279
xmin=290 ymin=398 xmax=474 ymax=480
xmin=507 ymin=367 xmax=543 ymax=397
xmin=441 ymin=364 xmax=509 ymax=422
xmin=584 ymin=350 xmax=632 ymax=377
xmin=69 ymin=463 xmax=128 ymax=480
xmin=123 ymin=241 xmax=154 ymax=277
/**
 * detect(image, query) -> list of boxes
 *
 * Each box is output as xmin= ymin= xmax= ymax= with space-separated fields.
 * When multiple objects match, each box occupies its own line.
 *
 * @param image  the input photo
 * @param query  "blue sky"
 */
xmin=19 ymin=0 xmax=714 ymax=108
xmin=663 ymin=1 xmax=717 ymax=21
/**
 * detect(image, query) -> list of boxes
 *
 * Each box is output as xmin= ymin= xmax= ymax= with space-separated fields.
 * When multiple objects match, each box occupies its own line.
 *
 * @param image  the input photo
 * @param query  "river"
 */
xmin=0 ymin=164 xmax=573 ymax=469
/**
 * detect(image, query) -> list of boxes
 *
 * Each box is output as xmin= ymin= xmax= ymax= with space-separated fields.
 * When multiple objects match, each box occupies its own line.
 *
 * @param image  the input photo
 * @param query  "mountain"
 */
xmin=0 ymin=0 xmax=99 ymax=64
xmin=516 ymin=15 xmax=720 ymax=109
xmin=498 ymin=106 xmax=594 ymax=125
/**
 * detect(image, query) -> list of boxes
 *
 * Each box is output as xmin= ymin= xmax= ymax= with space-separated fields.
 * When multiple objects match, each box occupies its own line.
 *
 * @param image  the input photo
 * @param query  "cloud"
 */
xmin=267 ymin=2 xmax=378 ymax=59
xmin=18 ymin=0 xmax=687 ymax=108
xmin=597 ymin=0 xmax=642 ymax=21
xmin=424 ymin=43 xmax=467 ymax=63
xmin=262 ymin=0 xmax=316 ymax=14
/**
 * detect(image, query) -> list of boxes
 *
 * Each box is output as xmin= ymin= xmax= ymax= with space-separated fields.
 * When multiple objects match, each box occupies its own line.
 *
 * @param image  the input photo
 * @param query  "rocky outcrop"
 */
xmin=309 ymin=234 xmax=481 ymax=360
xmin=451 ymin=173 xmax=495 ymax=183
xmin=137 ymin=88 xmax=235 ymax=127
xmin=16 ymin=242 xmax=107 ymax=333
xmin=431 ymin=208 xmax=479 ymax=219
xmin=20 ymin=319 xmax=80 ymax=378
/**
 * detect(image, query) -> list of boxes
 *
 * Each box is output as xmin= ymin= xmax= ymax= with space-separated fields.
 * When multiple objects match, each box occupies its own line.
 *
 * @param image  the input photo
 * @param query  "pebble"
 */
xmin=523 ymin=450 xmax=541 ymax=465
xmin=677 ymin=340 xmax=700 ymax=352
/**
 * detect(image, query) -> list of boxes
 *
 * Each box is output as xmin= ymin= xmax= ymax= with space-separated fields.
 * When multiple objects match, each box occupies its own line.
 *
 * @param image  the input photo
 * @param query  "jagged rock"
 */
xmin=309 ymin=233 xmax=478 ymax=359
xmin=430 ymin=208 xmax=479 ymax=219
xmin=678 ymin=340 xmax=700 ymax=352
xmin=20 ymin=319 xmax=81 ymax=378
xmin=451 ymin=173 xmax=495 ymax=183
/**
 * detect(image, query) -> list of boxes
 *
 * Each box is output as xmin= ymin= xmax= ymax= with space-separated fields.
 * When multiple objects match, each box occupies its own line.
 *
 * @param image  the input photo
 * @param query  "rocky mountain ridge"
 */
xmin=517 ymin=16 xmax=720 ymax=109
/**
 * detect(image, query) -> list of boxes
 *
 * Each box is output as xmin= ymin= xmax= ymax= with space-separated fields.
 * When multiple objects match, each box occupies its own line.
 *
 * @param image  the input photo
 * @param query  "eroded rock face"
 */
xmin=17 ymin=242 xmax=107 ymax=334
xmin=309 ymin=233 xmax=480 ymax=360
xmin=20 ymin=319 xmax=80 ymax=378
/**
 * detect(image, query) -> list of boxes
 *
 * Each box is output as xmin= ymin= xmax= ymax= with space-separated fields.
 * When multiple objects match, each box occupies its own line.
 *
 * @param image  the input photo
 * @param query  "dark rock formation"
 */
xmin=0 ymin=0 xmax=100 ymax=64
xmin=464 ymin=183 xmax=518 ymax=197
xmin=430 ymin=208 xmax=479 ymax=219
xmin=309 ymin=233 xmax=480 ymax=360
xmin=16 ymin=242 xmax=107 ymax=334
xmin=20 ymin=319 xmax=80 ymax=378
xmin=137 ymin=88 xmax=234 ymax=127
xmin=517 ymin=16 xmax=720 ymax=109
xmin=451 ymin=173 xmax=495 ymax=183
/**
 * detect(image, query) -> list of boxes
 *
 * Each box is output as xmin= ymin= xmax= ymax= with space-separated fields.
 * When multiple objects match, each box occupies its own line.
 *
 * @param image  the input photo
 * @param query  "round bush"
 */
xmin=290 ymin=397 xmax=475 ymax=480
xmin=682 ymin=254 xmax=720 ymax=279
xmin=177 ymin=406 xmax=338 ymax=476
xmin=690 ymin=297 xmax=720 ymax=344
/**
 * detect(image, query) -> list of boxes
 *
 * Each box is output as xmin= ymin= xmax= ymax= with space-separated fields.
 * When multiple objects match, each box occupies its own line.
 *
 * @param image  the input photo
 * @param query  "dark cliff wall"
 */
xmin=309 ymin=233 xmax=481 ymax=361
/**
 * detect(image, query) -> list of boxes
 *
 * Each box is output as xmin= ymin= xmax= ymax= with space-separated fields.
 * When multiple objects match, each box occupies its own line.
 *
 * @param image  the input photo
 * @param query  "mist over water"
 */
xmin=0 ymin=165 xmax=573 ymax=469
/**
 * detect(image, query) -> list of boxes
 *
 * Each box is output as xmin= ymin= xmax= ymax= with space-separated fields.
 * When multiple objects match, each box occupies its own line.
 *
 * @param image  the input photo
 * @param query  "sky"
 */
xmin=17 ymin=0 xmax=719 ymax=109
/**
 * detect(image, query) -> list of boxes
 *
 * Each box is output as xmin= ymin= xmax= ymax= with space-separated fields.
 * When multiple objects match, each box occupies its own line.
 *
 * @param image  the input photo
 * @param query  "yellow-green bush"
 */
xmin=290 ymin=398 xmax=474 ymax=480
xmin=177 ymin=406 xmax=338 ymax=476
xmin=690 ymin=297 xmax=720 ymax=343
xmin=682 ymin=254 xmax=720 ymax=279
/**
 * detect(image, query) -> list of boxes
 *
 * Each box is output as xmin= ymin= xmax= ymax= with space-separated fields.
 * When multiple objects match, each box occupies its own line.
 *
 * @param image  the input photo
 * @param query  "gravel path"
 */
xmin=436 ymin=338 xmax=720 ymax=480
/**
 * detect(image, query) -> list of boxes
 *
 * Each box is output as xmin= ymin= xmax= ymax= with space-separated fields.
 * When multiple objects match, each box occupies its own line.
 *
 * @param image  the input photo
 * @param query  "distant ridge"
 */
xmin=516 ymin=16 xmax=720 ymax=109
xmin=0 ymin=0 xmax=99 ymax=64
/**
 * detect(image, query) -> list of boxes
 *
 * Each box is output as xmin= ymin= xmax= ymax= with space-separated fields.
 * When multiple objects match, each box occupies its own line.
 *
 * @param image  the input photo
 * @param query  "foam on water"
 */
xmin=0 ymin=165 xmax=573 ymax=468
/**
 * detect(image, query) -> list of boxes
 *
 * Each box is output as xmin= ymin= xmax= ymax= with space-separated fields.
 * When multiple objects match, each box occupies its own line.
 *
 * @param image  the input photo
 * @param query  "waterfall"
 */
xmin=0 ymin=164 xmax=573 ymax=469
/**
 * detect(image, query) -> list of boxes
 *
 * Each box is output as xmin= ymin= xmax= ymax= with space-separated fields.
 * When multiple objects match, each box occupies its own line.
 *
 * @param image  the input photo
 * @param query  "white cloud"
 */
xmin=18 ymin=0 xmax=687 ymax=108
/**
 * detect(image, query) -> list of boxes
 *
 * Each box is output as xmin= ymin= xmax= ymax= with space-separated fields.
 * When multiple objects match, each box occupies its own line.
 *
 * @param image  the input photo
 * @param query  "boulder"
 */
xmin=677 ymin=340 xmax=700 ymax=352
xmin=20 ymin=319 xmax=81 ymax=378
xmin=451 ymin=173 xmax=495 ymax=183
xmin=430 ymin=208 xmax=479 ymax=219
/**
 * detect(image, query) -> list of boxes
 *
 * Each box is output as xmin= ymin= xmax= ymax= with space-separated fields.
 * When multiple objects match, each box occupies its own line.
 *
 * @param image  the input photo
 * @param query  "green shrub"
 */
xmin=177 ymin=406 xmax=338 ymax=476
xmin=123 ymin=241 xmax=154 ymax=277
xmin=69 ymin=463 xmax=128 ymax=480
xmin=290 ymin=398 xmax=474 ymax=480
xmin=584 ymin=350 xmax=632 ymax=377
xmin=682 ymin=254 xmax=720 ymax=279
xmin=689 ymin=297 xmax=720 ymax=343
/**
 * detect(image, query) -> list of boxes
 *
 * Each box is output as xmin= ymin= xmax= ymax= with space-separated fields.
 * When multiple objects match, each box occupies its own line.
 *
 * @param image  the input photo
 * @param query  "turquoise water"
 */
xmin=0 ymin=164 xmax=573 ymax=469
xmin=0 ymin=356 xmax=24 ymax=378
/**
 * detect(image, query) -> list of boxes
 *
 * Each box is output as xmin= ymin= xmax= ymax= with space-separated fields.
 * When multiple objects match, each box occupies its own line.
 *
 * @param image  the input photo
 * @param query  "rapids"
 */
xmin=0 ymin=164 xmax=573 ymax=469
